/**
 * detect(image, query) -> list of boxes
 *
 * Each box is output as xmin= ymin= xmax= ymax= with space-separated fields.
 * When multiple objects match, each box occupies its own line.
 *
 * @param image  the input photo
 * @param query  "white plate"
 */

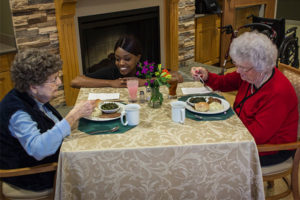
xmin=185 ymin=96 xmax=230 ymax=115
xmin=84 ymin=102 xmax=125 ymax=121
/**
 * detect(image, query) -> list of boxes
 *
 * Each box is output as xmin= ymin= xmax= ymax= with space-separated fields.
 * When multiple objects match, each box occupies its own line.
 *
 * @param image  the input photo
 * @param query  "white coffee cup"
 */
xmin=121 ymin=104 xmax=141 ymax=126
xmin=170 ymin=101 xmax=186 ymax=123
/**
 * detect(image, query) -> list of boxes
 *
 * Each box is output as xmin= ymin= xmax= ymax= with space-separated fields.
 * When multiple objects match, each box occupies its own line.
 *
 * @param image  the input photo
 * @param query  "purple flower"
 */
xmin=150 ymin=79 xmax=154 ymax=84
xmin=143 ymin=61 xmax=149 ymax=66
xmin=141 ymin=67 xmax=148 ymax=74
xmin=149 ymin=66 xmax=154 ymax=72
xmin=136 ymin=71 xmax=140 ymax=76
xmin=144 ymin=82 xmax=149 ymax=86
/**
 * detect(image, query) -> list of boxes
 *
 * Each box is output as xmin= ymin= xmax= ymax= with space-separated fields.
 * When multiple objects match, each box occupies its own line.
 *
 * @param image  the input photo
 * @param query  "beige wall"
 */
xmin=0 ymin=0 xmax=14 ymax=43
xmin=286 ymin=20 xmax=300 ymax=64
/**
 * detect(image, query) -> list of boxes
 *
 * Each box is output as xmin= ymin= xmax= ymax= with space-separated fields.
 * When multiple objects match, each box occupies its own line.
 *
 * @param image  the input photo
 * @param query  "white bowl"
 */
xmin=100 ymin=102 xmax=120 ymax=114
xmin=186 ymin=96 xmax=207 ymax=107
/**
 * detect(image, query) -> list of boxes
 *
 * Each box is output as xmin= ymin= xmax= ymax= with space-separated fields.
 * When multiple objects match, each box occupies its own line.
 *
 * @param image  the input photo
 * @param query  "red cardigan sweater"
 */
xmin=206 ymin=68 xmax=298 ymax=155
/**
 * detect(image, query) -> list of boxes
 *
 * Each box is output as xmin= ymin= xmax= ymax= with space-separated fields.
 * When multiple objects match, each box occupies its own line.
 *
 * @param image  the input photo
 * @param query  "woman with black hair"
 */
xmin=71 ymin=35 xmax=183 ymax=88
xmin=71 ymin=35 xmax=146 ymax=88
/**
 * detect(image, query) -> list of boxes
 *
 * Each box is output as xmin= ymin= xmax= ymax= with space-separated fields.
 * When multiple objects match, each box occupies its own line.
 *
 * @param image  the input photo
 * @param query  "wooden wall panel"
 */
xmin=0 ymin=52 xmax=15 ymax=100
xmin=220 ymin=0 xmax=276 ymax=69
xmin=55 ymin=0 xmax=79 ymax=106
xmin=195 ymin=15 xmax=220 ymax=65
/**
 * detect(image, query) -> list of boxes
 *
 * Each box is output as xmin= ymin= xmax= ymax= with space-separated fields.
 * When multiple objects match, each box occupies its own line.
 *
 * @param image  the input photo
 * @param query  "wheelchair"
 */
xmin=220 ymin=15 xmax=299 ymax=70
xmin=247 ymin=15 xmax=299 ymax=68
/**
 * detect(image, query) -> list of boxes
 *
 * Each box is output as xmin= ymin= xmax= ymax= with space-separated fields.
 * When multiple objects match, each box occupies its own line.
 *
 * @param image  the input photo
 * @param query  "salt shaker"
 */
xmin=146 ymin=87 xmax=151 ymax=102
xmin=139 ymin=91 xmax=145 ymax=103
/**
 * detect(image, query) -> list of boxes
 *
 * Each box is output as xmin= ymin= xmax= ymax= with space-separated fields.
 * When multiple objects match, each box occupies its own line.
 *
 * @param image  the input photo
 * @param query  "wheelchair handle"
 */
xmin=286 ymin=27 xmax=297 ymax=34
xmin=239 ymin=23 xmax=277 ymax=41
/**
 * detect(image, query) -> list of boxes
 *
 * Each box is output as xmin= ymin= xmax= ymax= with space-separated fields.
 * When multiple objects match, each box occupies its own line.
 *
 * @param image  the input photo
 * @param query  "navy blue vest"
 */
xmin=0 ymin=89 xmax=62 ymax=191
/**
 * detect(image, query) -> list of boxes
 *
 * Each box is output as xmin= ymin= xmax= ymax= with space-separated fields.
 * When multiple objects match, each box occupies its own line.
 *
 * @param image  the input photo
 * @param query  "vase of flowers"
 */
xmin=136 ymin=61 xmax=172 ymax=108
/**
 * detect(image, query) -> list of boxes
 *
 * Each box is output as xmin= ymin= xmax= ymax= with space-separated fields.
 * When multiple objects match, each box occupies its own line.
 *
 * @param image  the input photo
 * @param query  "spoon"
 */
xmin=194 ymin=115 xmax=222 ymax=120
xmin=87 ymin=126 xmax=119 ymax=134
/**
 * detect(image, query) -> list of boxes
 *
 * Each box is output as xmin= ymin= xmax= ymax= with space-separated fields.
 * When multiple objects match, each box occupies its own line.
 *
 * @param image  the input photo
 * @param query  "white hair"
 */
xmin=229 ymin=31 xmax=278 ymax=72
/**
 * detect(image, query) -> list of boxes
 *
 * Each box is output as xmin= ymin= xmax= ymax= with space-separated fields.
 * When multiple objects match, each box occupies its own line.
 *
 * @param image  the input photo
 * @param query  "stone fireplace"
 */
xmin=9 ymin=0 xmax=196 ymax=106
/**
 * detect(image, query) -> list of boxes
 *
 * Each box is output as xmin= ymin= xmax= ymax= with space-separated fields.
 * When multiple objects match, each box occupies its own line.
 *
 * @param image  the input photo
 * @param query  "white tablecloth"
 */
xmin=55 ymin=82 xmax=264 ymax=200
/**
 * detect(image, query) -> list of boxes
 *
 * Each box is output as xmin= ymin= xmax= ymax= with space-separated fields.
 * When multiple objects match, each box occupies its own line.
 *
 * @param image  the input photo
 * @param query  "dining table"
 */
xmin=54 ymin=82 xmax=264 ymax=200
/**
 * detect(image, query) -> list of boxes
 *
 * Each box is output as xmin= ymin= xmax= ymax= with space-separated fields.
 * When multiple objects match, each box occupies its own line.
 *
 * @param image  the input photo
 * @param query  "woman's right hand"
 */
xmin=190 ymin=67 xmax=208 ymax=81
xmin=65 ymin=100 xmax=97 ymax=127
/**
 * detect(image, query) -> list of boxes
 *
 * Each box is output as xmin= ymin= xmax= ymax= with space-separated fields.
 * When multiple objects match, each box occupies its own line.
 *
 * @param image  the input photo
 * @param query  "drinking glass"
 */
xmin=168 ymin=77 xmax=178 ymax=99
xmin=127 ymin=78 xmax=139 ymax=102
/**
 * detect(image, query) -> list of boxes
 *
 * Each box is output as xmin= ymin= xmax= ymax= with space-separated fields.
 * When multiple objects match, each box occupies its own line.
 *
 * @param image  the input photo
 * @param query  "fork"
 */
xmin=87 ymin=126 xmax=119 ymax=134
xmin=198 ymin=76 xmax=213 ymax=92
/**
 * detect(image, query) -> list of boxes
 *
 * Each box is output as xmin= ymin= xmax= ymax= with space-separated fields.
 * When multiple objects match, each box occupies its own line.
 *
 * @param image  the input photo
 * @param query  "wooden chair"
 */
xmin=0 ymin=162 xmax=57 ymax=200
xmin=257 ymin=63 xmax=300 ymax=200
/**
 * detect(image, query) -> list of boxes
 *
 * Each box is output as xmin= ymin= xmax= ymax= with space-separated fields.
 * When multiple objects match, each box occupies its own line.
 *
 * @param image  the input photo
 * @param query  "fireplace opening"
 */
xmin=78 ymin=6 xmax=161 ymax=75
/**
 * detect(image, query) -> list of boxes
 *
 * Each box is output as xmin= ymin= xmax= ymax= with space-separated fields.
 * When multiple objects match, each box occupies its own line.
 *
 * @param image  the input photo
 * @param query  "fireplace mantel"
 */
xmin=55 ymin=0 xmax=179 ymax=106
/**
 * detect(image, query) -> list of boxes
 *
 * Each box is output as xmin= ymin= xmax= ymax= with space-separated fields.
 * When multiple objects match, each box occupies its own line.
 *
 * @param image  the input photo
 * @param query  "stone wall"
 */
xmin=9 ymin=0 xmax=65 ymax=107
xmin=178 ymin=0 xmax=196 ymax=68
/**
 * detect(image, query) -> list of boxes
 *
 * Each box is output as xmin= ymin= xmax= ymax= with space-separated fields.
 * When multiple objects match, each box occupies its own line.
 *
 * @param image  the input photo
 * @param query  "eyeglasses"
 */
xmin=234 ymin=63 xmax=253 ymax=73
xmin=44 ymin=74 xmax=60 ymax=84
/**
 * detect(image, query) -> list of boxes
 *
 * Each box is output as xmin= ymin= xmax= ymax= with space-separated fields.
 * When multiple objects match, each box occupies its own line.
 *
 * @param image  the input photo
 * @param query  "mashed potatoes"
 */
xmin=209 ymin=102 xmax=224 ymax=112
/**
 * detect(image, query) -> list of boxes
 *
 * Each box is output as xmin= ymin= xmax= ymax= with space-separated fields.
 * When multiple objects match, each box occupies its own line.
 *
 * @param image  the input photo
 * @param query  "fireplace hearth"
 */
xmin=78 ymin=6 xmax=160 ymax=75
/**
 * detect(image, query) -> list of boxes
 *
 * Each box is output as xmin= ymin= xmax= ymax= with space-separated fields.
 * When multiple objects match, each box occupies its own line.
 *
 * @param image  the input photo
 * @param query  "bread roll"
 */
xmin=194 ymin=102 xmax=209 ymax=112
xmin=91 ymin=99 xmax=102 ymax=117
xmin=95 ymin=99 xmax=102 ymax=106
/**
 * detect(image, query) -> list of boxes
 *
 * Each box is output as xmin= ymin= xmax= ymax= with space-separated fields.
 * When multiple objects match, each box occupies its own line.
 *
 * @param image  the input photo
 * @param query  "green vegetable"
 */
xmin=189 ymin=97 xmax=206 ymax=103
xmin=101 ymin=103 xmax=119 ymax=110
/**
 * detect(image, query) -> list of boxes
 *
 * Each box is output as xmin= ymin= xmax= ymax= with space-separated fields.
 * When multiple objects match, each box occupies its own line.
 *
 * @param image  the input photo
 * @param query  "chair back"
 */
xmin=278 ymin=62 xmax=300 ymax=139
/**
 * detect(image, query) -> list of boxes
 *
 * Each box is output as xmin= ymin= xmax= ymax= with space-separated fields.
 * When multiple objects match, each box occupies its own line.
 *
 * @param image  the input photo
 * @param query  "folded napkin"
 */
xmin=178 ymin=94 xmax=234 ymax=121
xmin=78 ymin=118 xmax=135 ymax=135
xmin=88 ymin=93 xmax=120 ymax=100
xmin=181 ymin=87 xmax=212 ymax=95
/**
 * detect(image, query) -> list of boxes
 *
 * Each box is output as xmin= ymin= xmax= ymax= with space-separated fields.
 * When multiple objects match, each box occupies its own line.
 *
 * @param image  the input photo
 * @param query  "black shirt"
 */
xmin=86 ymin=59 xmax=123 ymax=80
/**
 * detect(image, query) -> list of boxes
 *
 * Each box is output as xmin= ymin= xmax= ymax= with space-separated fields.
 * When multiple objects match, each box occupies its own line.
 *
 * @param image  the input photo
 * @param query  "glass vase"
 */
xmin=149 ymin=85 xmax=163 ymax=108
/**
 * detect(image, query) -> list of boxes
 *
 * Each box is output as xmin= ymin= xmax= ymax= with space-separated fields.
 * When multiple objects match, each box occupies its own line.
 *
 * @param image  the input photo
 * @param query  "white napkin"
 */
xmin=88 ymin=93 xmax=120 ymax=100
xmin=181 ymin=87 xmax=211 ymax=95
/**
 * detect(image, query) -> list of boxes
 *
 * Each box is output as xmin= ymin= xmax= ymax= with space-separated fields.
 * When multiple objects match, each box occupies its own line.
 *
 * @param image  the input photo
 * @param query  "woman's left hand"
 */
xmin=110 ymin=78 xmax=127 ymax=88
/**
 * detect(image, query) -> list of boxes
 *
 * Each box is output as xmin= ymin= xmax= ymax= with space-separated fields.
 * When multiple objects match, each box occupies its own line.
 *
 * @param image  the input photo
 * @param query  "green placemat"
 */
xmin=78 ymin=117 xmax=135 ymax=135
xmin=178 ymin=93 xmax=235 ymax=121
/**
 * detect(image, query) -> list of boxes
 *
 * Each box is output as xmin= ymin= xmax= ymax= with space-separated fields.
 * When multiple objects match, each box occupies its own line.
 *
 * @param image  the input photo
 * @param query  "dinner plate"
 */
xmin=185 ymin=96 xmax=230 ymax=115
xmin=84 ymin=102 xmax=125 ymax=121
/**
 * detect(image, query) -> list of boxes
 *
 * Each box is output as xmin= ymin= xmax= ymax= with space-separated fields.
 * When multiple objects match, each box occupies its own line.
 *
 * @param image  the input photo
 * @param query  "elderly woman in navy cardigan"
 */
xmin=0 ymin=49 xmax=96 ymax=192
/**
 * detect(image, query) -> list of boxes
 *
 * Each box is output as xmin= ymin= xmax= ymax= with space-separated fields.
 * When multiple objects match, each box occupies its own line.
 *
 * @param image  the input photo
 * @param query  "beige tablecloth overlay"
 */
xmin=55 ymin=82 xmax=264 ymax=200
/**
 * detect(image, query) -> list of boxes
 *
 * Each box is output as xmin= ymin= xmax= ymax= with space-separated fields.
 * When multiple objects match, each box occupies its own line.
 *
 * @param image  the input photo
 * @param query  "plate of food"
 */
xmin=84 ymin=101 xmax=125 ymax=121
xmin=185 ymin=96 xmax=230 ymax=115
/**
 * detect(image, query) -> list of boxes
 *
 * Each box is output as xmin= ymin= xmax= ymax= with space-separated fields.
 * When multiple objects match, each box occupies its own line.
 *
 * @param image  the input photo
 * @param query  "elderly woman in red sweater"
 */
xmin=191 ymin=31 xmax=298 ymax=166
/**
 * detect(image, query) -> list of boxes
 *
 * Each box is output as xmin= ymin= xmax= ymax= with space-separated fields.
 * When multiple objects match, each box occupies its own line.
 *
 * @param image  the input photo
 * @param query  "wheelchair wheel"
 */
xmin=279 ymin=37 xmax=299 ymax=68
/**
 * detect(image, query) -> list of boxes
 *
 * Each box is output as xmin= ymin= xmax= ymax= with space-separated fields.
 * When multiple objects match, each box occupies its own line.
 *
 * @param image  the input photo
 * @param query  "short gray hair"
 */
xmin=229 ymin=31 xmax=278 ymax=72
xmin=11 ymin=49 xmax=62 ymax=92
